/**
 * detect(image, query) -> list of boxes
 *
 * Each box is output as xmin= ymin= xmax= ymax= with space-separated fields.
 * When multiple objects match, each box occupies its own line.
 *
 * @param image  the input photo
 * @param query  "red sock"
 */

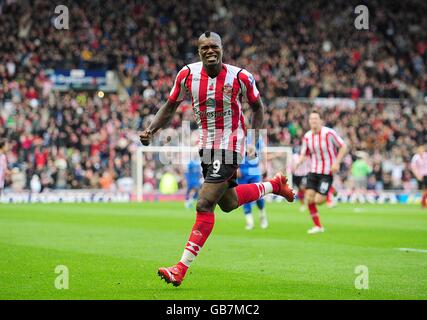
xmin=308 ymin=203 xmax=322 ymax=227
xmin=235 ymin=181 xmax=276 ymax=207
xmin=326 ymin=186 xmax=334 ymax=203
xmin=422 ymin=195 xmax=427 ymax=208
xmin=178 ymin=212 xmax=215 ymax=274
xmin=298 ymin=190 xmax=305 ymax=204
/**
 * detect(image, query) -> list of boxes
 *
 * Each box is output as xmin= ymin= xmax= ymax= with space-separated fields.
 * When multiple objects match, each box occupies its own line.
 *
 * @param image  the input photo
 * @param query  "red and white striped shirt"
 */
xmin=411 ymin=152 xmax=427 ymax=178
xmin=301 ymin=126 xmax=345 ymax=175
xmin=168 ymin=62 xmax=260 ymax=157
xmin=291 ymin=153 xmax=311 ymax=176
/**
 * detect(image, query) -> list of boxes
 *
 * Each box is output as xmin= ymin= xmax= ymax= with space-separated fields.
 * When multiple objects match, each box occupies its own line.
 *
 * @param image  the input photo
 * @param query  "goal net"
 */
xmin=132 ymin=145 xmax=293 ymax=202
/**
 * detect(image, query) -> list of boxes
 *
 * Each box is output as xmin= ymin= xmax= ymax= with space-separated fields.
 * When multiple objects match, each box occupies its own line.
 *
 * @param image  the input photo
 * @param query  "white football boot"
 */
xmin=245 ymin=214 xmax=255 ymax=230
xmin=259 ymin=209 xmax=268 ymax=229
xmin=307 ymin=226 xmax=325 ymax=234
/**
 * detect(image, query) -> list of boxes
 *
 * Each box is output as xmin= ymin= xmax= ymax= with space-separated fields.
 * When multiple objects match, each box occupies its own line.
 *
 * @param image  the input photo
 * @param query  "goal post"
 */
xmin=133 ymin=145 xmax=199 ymax=201
xmin=132 ymin=145 xmax=293 ymax=202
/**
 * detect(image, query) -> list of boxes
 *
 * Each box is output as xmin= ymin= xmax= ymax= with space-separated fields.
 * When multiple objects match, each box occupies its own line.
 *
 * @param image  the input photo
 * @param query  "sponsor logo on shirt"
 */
xmin=194 ymin=108 xmax=233 ymax=118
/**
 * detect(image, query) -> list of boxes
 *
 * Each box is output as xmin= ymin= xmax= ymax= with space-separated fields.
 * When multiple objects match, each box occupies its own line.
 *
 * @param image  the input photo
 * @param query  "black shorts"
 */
xmin=292 ymin=175 xmax=307 ymax=189
xmin=418 ymin=176 xmax=427 ymax=189
xmin=199 ymin=149 xmax=242 ymax=188
xmin=306 ymin=173 xmax=333 ymax=196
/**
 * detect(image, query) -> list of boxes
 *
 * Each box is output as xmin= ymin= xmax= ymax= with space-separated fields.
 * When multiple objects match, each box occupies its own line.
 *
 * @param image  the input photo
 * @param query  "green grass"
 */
xmin=0 ymin=202 xmax=426 ymax=299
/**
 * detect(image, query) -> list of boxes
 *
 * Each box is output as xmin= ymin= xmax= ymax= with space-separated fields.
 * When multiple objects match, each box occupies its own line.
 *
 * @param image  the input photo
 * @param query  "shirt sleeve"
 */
xmin=329 ymin=129 xmax=345 ymax=147
xmin=238 ymin=69 xmax=260 ymax=104
xmin=301 ymin=136 xmax=309 ymax=156
xmin=168 ymin=67 xmax=190 ymax=103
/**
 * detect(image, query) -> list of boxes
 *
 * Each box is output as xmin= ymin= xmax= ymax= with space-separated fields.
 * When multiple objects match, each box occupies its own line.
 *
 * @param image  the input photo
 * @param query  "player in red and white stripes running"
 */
xmin=0 ymin=140 xmax=8 ymax=197
xmin=139 ymin=32 xmax=294 ymax=286
xmin=296 ymin=111 xmax=347 ymax=234
xmin=410 ymin=145 xmax=427 ymax=209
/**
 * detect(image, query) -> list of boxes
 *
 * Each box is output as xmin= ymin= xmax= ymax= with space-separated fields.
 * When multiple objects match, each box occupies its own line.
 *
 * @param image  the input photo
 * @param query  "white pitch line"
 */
xmin=397 ymin=248 xmax=427 ymax=253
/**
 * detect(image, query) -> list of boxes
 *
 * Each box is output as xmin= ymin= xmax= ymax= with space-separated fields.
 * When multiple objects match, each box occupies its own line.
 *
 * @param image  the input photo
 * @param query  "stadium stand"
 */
xmin=0 ymin=0 xmax=426 ymax=192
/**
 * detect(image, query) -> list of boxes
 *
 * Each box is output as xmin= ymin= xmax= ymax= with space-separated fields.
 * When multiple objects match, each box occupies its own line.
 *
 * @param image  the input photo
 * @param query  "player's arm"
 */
xmin=140 ymin=67 xmax=189 ymax=145
xmin=327 ymin=129 xmax=347 ymax=174
xmin=296 ymin=137 xmax=308 ymax=169
xmin=240 ymin=70 xmax=264 ymax=156
xmin=139 ymin=100 xmax=181 ymax=145
xmin=331 ymin=142 xmax=348 ymax=174
xmin=295 ymin=154 xmax=306 ymax=169
xmin=331 ymin=144 xmax=347 ymax=173
xmin=249 ymin=98 xmax=265 ymax=142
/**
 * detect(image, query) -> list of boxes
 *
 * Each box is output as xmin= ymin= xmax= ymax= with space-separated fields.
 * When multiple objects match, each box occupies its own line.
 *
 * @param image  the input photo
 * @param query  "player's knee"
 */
xmin=196 ymin=198 xmax=215 ymax=213
xmin=219 ymin=201 xmax=237 ymax=213
xmin=315 ymin=195 xmax=326 ymax=204
xmin=305 ymin=192 xmax=314 ymax=203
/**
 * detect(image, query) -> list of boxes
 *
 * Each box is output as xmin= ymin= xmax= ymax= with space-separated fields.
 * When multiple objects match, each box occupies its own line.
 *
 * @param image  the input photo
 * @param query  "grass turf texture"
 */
xmin=0 ymin=202 xmax=426 ymax=300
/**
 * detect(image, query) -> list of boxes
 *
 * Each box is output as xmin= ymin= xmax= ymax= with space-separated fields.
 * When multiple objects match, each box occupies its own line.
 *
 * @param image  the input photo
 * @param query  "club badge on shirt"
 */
xmin=223 ymin=83 xmax=233 ymax=97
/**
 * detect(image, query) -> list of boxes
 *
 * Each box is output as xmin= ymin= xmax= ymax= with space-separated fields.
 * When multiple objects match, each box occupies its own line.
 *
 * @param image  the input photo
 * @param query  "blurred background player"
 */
xmin=237 ymin=132 xmax=267 ymax=230
xmin=184 ymin=159 xmax=202 ymax=209
xmin=0 ymin=140 xmax=8 ymax=197
xmin=296 ymin=111 xmax=347 ymax=234
xmin=291 ymin=147 xmax=310 ymax=212
xmin=410 ymin=146 xmax=427 ymax=209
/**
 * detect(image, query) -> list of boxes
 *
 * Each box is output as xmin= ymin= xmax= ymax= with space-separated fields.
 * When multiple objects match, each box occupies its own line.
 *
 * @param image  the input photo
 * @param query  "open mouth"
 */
xmin=206 ymin=55 xmax=217 ymax=63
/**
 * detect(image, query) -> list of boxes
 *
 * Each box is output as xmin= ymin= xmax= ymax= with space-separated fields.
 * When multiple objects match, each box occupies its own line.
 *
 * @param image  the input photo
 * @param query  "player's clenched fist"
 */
xmin=139 ymin=129 xmax=153 ymax=146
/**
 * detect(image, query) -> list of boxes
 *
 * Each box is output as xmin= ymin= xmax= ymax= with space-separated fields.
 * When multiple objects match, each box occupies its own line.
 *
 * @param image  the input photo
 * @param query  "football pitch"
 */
xmin=0 ymin=202 xmax=426 ymax=300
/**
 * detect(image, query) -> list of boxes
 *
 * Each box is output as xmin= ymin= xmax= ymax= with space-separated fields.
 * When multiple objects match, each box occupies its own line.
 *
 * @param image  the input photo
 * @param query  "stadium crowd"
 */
xmin=0 ymin=0 xmax=426 ymax=192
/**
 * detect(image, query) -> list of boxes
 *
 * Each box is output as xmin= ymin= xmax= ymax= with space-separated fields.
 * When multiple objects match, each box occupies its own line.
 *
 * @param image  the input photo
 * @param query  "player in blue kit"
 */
xmin=184 ymin=159 xmax=202 ymax=209
xmin=237 ymin=135 xmax=268 ymax=230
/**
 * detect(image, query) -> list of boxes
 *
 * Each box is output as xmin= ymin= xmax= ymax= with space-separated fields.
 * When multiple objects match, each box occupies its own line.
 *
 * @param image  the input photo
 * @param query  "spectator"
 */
xmin=11 ymin=167 xmax=26 ymax=191
xmin=30 ymin=174 xmax=41 ymax=193
xmin=0 ymin=0 xmax=426 ymax=191
xmin=351 ymin=152 xmax=372 ymax=192
xmin=99 ymin=171 xmax=114 ymax=191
